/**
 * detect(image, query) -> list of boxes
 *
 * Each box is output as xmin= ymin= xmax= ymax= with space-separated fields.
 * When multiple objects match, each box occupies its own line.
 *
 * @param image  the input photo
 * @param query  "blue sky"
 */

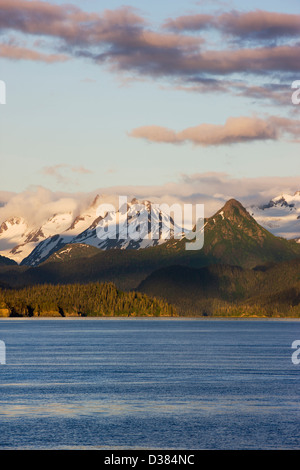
xmin=0 ymin=0 xmax=299 ymax=203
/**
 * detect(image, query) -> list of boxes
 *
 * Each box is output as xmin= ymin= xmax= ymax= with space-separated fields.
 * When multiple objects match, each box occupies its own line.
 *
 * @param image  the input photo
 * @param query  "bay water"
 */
xmin=0 ymin=318 xmax=299 ymax=449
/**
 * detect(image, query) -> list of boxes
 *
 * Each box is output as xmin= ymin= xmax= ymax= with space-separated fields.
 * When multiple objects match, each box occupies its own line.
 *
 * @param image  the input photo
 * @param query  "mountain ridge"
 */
xmin=0 ymin=198 xmax=299 ymax=291
xmin=0 ymin=254 xmax=17 ymax=266
xmin=20 ymin=197 xmax=185 ymax=266
xmin=248 ymin=190 xmax=300 ymax=240
xmin=1 ymin=191 xmax=299 ymax=265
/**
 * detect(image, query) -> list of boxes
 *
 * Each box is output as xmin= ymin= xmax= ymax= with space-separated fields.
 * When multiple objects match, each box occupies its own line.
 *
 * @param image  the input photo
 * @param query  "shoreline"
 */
xmin=0 ymin=316 xmax=299 ymax=321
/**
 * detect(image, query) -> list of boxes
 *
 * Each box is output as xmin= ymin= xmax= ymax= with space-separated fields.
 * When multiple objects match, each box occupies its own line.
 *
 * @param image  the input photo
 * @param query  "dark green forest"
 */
xmin=138 ymin=260 xmax=300 ymax=318
xmin=0 ymin=282 xmax=177 ymax=317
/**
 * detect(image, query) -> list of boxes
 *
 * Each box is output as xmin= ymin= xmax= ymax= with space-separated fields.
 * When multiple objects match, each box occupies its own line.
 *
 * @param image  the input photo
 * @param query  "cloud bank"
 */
xmin=129 ymin=115 xmax=300 ymax=146
xmin=164 ymin=10 xmax=300 ymax=41
xmin=1 ymin=1 xmax=300 ymax=89
xmin=0 ymin=174 xmax=299 ymax=227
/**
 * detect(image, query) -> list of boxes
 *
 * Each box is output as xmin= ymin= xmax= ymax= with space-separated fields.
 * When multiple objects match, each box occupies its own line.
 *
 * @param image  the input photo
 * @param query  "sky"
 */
xmin=0 ymin=0 xmax=300 ymax=219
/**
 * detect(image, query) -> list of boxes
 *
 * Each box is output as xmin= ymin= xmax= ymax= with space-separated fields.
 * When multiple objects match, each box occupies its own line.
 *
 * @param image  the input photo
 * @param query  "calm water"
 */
xmin=0 ymin=318 xmax=299 ymax=450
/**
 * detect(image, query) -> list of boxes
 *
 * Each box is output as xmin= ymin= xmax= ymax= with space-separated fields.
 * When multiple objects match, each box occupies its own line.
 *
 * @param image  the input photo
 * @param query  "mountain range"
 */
xmin=0 ymin=195 xmax=185 ymax=266
xmin=0 ymin=191 xmax=299 ymax=267
xmin=0 ymin=194 xmax=299 ymax=317
xmin=0 ymin=197 xmax=299 ymax=289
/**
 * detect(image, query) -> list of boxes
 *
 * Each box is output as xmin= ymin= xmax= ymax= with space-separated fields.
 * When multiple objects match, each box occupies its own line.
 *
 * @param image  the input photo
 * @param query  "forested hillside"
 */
xmin=0 ymin=282 xmax=177 ymax=317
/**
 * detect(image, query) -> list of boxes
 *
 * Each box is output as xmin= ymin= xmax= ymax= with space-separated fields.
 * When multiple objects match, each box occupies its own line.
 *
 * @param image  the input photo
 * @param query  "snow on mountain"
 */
xmin=0 ymin=195 xmax=105 ymax=265
xmin=22 ymin=198 xmax=185 ymax=266
xmin=19 ymin=196 xmax=104 ymax=266
xmin=247 ymin=191 xmax=300 ymax=240
xmin=74 ymin=199 xmax=183 ymax=249
xmin=2 ymin=191 xmax=299 ymax=267
xmin=0 ymin=212 xmax=74 ymax=264
xmin=0 ymin=217 xmax=29 ymax=263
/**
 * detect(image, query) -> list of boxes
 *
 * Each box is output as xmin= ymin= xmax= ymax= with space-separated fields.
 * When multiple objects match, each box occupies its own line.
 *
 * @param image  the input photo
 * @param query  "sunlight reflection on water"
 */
xmin=0 ymin=318 xmax=299 ymax=449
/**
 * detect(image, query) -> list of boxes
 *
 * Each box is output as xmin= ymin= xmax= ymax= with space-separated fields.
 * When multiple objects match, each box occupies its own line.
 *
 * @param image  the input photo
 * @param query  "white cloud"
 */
xmin=1 ymin=174 xmax=298 ymax=228
xmin=41 ymin=164 xmax=92 ymax=185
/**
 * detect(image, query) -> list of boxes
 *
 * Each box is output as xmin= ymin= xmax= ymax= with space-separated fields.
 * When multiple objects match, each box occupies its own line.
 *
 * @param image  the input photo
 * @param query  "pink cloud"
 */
xmin=1 ymin=1 xmax=300 ymax=96
xmin=163 ymin=14 xmax=214 ymax=32
xmin=164 ymin=9 xmax=300 ymax=40
xmin=129 ymin=115 xmax=300 ymax=146
xmin=41 ymin=164 xmax=92 ymax=184
xmin=0 ymin=1 xmax=201 ymax=49
xmin=180 ymin=44 xmax=300 ymax=75
xmin=218 ymin=10 xmax=300 ymax=40
xmin=0 ymin=42 xmax=69 ymax=62
xmin=128 ymin=126 xmax=178 ymax=144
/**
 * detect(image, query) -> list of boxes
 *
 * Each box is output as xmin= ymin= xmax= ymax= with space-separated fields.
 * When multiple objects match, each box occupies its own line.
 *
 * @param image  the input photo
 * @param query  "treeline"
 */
xmin=166 ymin=296 xmax=300 ymax=318
xmin=138 ymin=261 xmax=300 ymax=318
xmin=0 ymin=282 xmax=178 ymax=317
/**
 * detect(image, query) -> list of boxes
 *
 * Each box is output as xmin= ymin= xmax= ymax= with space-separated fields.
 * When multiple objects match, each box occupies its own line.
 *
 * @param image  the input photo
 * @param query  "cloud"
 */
xmin=173 ymin=172 xmax=300 ymax=209
xmin=162 ymin=78 xmax=292 ymax=108
xmin=2 ymin=1 xmax=300 ymax=81
xmin=41 ymin=164 xmax=92 ymax=184
xmin=0 ymin=186 xmax=90 ymax=228
xmin=163 ymin=14 xmax=214 ymax=32
xmin=232 ymin=82 xmax=292 ymax=107
xmin=217 ymin=10 xmax=300 ymax=41
xmin=180 ymin=44 xmax=300 ymax=75
xmin=0 ymin=191 xmax=16 ymax=206
xmin=0 ymin=1 xmax=202 ymax=54
xmin=164 ymin=9 xmax=300 ymax=42
xmin=0 ymin=2 xmax=299 ymax=112
xmin=71 ymin=166 xmax=93 ymax=175
xmin=0 ymin=42 xmax=69 ymax=62
xmin=1 ymin=175 xmax=299 ymax=227
xmin=87 ymin=172 xmax=300 ymax=219
xmin=129 ymin=126 xmax=178 ymax=144
xmin=129 ymin=115 xmax=300 ymax=147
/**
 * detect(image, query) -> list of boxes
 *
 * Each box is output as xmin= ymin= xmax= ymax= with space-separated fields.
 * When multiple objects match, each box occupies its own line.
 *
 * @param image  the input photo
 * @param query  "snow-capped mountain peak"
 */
xmin=247 ymin=191 xmax=300 ymax=240
xmin=1 ymin=191 xmax=299 ymax=267
xmin=20 ymin=198 xmax=186 ymax=266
